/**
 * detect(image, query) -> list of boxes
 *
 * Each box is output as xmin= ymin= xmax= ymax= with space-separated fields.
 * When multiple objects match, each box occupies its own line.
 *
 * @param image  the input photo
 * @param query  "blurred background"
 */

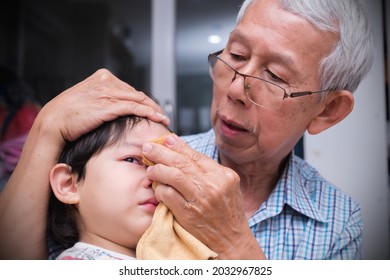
xmin=0 ymin=0 xmax=388 ymax=259
xmin=0 ymin=0 xmax=243 ymax=135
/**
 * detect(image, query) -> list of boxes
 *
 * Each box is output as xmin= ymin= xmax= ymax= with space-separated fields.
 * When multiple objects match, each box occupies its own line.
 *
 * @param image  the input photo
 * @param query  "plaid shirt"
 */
xmin=181 ymin=129 xmax=363 ymax=260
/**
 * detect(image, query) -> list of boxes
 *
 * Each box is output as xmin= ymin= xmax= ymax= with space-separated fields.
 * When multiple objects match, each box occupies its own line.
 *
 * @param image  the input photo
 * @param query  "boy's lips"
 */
xmin=140 ymin=197 xmax=159 ymax=207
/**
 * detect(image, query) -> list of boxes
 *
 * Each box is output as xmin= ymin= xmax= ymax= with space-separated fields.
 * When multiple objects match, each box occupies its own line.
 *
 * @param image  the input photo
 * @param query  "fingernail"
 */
xmin=156 ymin=112 xmax=170 ymax=123
xmin=165 ymin=135 xmax=177 ymax=146
xmin=142 ymin=143 xmax=152 ymax=153
xmin=156 ymin=112 xmax=165 ymax=119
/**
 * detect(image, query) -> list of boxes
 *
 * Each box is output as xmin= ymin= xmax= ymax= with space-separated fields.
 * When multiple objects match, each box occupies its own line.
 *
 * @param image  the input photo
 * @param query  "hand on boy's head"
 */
xmin=37 ymin=68 xmax=170 ymax=143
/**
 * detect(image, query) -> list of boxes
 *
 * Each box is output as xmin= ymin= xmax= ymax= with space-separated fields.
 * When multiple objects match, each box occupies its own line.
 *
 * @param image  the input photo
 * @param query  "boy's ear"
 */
xmin=307 ymin=90 xmax=354 ymax=135
xmin=50 ymin=163 xmax=80 ymax=204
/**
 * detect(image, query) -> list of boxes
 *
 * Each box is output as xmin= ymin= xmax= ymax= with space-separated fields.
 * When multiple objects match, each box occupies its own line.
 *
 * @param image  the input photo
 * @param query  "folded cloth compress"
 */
xmin=136 ymin=134 xmax=218 ymax=260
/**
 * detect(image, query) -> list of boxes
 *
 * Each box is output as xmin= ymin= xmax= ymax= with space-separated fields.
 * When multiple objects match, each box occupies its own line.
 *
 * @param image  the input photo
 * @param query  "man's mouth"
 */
xmin=222 ymin=119 xmax=248 ymax=133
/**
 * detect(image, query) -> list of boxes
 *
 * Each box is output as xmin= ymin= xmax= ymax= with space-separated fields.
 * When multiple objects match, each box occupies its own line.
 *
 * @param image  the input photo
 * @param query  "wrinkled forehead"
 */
xmin=232 ymin=0 xmax=339 ymax=59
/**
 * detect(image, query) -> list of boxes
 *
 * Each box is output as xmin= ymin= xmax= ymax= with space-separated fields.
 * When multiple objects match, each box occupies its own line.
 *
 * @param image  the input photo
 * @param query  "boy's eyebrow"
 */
xmin=118 ymin=131 xmax=171 ymax=149
xmin=120 ymin=138 xmax=158 ymax=149
xmin=120 ymin=140 xmax=142 ymax=148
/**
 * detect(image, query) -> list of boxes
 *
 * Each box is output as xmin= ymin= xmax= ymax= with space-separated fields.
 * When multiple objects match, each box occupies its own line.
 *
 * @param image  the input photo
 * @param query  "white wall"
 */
xmin=304 ymin=0 xmax=389 ymax=260
xmin=151 ymin=0 xmax=177 ymax=131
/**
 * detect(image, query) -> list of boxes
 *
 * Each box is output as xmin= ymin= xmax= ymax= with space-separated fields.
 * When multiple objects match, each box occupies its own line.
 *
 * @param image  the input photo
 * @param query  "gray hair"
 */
xmin=236 ymin=0 xmax=374 ymax=93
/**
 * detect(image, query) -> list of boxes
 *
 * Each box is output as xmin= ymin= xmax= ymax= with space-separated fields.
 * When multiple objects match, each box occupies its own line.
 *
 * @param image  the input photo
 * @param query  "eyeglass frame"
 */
xmin=208 ymin=49 xmax=333 ymax=102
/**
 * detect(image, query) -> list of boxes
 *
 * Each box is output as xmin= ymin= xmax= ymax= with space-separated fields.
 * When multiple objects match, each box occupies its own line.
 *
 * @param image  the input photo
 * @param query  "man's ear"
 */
xmin=50 ymin=163 xmax=80 ymax=204
xmin=307 ymin=90 xmax=354 ymax=135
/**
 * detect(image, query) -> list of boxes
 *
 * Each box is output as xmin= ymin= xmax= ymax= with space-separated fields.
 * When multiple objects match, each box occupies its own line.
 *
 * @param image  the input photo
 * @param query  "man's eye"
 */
xmin=266 ymin=70 xmax=286 ymax=84
xmin=230 ymin=53 xmax=245 ymax=61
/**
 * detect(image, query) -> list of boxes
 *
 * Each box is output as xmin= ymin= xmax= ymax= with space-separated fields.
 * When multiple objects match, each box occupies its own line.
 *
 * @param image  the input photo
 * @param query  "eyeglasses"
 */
xmin=208 ymin=50 xmax=331 ymax=110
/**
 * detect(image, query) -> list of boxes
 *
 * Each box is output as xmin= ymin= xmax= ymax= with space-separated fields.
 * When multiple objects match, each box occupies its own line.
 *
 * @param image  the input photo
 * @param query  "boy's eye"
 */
xmin=124 ymin=156 xmax=145 ymax=167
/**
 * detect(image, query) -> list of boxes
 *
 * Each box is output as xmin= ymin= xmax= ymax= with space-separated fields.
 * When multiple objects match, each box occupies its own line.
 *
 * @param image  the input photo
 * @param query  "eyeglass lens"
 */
xmin=208 ymin=54 xmax=286 ymax=110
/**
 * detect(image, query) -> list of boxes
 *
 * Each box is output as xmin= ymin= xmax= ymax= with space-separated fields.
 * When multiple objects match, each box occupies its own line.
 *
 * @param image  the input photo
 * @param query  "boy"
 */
xmin=48 ymin=116 xmax=169 ymax=259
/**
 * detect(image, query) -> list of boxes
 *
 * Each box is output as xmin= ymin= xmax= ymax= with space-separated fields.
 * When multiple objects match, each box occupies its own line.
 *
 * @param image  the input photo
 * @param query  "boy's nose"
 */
xmin=143 ymin=178 xmax=154 ymax=188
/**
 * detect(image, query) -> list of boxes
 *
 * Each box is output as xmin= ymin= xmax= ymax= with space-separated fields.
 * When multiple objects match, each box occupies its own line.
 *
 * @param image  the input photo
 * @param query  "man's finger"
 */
xmin=146 ymin=164 xmax=199 ymax=203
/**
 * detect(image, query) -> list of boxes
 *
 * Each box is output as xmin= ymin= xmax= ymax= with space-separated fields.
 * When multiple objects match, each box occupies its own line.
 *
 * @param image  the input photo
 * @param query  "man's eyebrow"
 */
xmin=229 ymin=30 xmax=299 ymax=75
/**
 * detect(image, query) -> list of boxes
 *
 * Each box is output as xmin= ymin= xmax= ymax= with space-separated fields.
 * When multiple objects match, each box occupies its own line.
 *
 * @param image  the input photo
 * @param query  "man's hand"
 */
xmin=38 ymin=68 xmax=169 ymax=143
xmin=142 ymin=134 xmax=265 ymax=259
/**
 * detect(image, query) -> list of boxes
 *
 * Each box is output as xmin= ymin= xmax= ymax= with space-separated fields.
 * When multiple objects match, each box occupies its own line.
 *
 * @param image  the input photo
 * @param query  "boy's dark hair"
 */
xmin=47 ymin=115 xmax=147 ymax=250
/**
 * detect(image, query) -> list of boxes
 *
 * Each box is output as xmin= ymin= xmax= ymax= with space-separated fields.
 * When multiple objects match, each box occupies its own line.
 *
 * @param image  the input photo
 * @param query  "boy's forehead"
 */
xmin=129 ymin=119 xmax=171 ymax=141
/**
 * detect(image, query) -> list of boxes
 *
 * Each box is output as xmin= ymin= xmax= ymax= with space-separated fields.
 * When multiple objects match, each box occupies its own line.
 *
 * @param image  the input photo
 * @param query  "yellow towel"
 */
xmin=136 ymin=134 xmax=218 ymax=260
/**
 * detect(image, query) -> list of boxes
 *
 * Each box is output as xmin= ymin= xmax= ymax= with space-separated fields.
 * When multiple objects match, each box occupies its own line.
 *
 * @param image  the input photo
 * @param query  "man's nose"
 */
xmin=226 ymin=73 xmax=252 ymax=107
